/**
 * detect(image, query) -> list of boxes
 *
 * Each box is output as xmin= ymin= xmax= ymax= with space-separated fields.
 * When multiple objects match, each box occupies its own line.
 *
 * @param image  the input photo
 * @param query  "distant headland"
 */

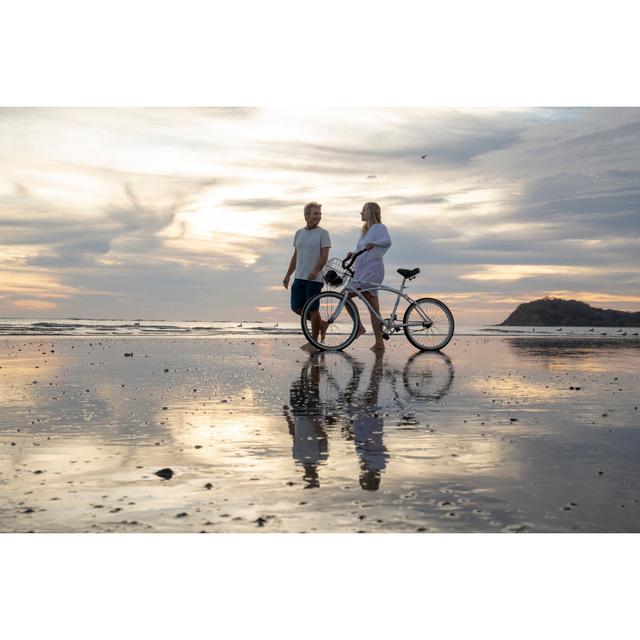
xmin=500 ymin=297 xmax=640 ymax=327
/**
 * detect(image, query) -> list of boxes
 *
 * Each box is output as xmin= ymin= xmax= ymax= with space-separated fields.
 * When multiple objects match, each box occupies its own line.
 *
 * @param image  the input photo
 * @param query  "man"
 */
xmin=283 ymin=202 xmax=330 ymax=350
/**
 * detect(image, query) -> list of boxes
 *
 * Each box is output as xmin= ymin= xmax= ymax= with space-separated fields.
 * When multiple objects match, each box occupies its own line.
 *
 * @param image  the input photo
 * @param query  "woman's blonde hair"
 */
xmin=361 ymin=202 xmax=382 ymax=235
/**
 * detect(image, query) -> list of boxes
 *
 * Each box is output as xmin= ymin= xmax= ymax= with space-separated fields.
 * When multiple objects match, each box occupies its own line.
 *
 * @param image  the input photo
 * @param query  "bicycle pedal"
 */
xmin=382 ymin=333 xmax=390 ymax=341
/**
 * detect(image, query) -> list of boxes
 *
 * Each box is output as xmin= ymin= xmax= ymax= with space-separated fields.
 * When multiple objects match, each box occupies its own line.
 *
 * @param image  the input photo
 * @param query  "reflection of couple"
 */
xmin=284 ymin=350 xmax=455 ymax=490
xmin=282 ymin=201 xmax=392 ymax=352
xmin=282 ymin=358 xmax=328 ymax=489
xmin=350 ymin=352 xmax=388 ymax=491
xmin=283 ymin=352 xmax=388 ymax=490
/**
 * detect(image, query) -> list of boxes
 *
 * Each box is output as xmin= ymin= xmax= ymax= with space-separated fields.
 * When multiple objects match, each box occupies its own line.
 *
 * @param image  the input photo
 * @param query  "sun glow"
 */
xmin=460 ymin=265 xmax=603 ymax=282
xmin=13 ymin=299 xmax=57 ymax=310
xmin=0 ymin=269 xmax=78 ymax=297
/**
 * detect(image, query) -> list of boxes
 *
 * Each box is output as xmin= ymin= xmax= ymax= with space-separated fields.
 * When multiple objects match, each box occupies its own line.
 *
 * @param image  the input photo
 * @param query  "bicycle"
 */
xmin=300 ymin=249 xmax=455 ymax=351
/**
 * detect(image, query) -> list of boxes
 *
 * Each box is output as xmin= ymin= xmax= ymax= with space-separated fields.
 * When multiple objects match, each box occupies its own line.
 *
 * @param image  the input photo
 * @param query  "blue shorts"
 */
xmin=291 ymin=278 xmax=324 ymax=312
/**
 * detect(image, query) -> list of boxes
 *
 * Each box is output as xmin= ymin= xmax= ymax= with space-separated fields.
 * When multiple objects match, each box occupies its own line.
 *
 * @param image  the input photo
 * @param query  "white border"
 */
xmin=1 ymin=0 xmax=639 ymax=106
xmin=2 ymin=1 xmax=638 ymax=637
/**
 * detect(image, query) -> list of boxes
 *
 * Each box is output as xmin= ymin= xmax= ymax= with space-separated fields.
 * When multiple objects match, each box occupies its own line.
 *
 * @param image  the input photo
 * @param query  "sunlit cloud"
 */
xmin=0 ymin=269 xmax=79 ymax=297
xmin=13 ymin=299 xmax=57 ymax=310
xmin=460 ymin=265 xmax=606 ymax=282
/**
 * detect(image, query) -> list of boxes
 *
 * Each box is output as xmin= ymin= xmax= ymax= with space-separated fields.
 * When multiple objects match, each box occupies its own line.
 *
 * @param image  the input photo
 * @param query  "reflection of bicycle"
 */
xmin=301 ymin=249 xmax=455 ymax=351
xmin=302 ymin=351 xmax=362 ymax=412
xmin=402 ymin=351 xmax=455 ymax=401
xmin=302 ymin=350 xmax=454 ymax=410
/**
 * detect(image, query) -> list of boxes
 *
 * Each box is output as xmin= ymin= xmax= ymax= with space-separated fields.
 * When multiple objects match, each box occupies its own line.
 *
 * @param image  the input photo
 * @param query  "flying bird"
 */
xmin=421 ymin=154 xmax=429 ymax=159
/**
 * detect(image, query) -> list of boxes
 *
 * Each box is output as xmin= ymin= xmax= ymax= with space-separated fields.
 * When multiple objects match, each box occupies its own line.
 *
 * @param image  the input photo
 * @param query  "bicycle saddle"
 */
xmin=397 ymin=268 xmax=420 ymax=279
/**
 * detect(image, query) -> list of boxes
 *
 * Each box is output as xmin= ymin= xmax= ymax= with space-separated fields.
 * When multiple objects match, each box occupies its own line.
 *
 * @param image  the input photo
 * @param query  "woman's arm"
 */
xmin=370 ymin=224 xmax=392 ymax=248
xmin=365 ymin=225 xmax=391 ymax=257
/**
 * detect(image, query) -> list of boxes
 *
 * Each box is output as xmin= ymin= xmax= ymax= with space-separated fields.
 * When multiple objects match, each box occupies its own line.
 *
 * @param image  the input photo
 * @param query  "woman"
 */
xmin=346 ymin=202 xmax=392 ymax=351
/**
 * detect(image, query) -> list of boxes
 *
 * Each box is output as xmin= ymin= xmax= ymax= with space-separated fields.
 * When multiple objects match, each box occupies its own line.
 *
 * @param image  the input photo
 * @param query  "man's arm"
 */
xmin=283 ymin=249 xmax=297 ymax=289
xmin=308 ymin=246 xmax=329 ymax=281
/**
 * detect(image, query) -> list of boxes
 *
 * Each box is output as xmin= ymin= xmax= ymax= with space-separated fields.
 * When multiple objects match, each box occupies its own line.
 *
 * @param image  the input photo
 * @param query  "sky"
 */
xmin=1 ymin=107 xmax=639 ymax=324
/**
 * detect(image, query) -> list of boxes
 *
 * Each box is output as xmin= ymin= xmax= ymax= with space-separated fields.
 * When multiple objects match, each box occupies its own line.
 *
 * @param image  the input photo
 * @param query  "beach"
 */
xmin=1 ymin=334 xmax=639 ymax=533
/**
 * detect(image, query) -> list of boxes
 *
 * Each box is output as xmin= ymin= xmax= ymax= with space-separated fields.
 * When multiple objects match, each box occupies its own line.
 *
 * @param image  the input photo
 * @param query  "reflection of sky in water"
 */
xmin=1 ymin=337 xmax=639 ymax=532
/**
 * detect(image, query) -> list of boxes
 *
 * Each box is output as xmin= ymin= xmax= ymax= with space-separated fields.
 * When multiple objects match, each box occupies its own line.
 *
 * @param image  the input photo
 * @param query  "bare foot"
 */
xmin=370 ymin=343 xmax=385 ymax=352
xmin=320 ymin=319 xmax=329 ymax=341
xmin=300 ymin=342 xmax=317 ymax=351
xmin=355 ymin=325 xmax=366 ymax=340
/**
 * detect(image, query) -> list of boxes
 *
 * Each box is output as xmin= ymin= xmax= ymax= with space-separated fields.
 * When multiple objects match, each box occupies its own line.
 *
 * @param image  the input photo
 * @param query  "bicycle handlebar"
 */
xmin=341 ymin=247 xmax=370 ymax=271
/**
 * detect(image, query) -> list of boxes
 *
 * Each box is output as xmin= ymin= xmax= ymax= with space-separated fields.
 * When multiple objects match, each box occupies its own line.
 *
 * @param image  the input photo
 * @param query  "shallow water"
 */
xmin=1 ymin=336 xmax=639 ymax=532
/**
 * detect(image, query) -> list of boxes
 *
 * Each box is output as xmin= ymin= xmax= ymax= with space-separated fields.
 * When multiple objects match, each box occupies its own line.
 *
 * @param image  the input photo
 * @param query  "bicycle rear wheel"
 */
xmin=403 ymin=297 xmax=455 ymax=351
xmin=301 ymin=292 xmax=360 ymax=351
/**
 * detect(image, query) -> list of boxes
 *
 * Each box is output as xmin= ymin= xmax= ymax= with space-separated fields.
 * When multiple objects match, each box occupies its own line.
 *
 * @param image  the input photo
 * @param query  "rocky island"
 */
xmin=500 ymin=297 xmax=640 ymax=327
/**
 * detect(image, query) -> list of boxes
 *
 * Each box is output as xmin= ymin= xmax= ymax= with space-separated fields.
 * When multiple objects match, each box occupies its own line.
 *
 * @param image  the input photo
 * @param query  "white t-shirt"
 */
xmin=293 ymin=226 xmax=331 ymax=282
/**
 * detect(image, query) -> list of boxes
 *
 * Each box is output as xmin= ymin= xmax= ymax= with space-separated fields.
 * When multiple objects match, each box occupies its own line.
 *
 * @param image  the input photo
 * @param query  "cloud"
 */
xmin=460 ymin=264 xmax=608 ymax=282
xmin=222 ymin=198 xmax=297 ymax=210
xmin=13 ymin=299 xmax=57 ymax=310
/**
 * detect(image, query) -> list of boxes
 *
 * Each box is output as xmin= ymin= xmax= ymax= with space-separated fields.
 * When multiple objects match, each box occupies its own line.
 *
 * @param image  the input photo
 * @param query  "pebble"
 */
xmin=154 ymin=468 xmax=174 ymax=480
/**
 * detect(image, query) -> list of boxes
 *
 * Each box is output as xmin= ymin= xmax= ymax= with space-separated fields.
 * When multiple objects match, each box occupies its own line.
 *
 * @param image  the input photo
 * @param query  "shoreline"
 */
xmin=1 ymin=332 xmax=639 ymax=341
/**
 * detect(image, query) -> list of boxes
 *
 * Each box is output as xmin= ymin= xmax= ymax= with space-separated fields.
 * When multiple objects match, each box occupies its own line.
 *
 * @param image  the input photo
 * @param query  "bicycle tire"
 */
xmin=403 ymin=297 xmax=455 ymax=351
xmin=301 ymin=292 xmax=360 ymax=351
xmin=402 ymin=351 xmax=455 ymax=399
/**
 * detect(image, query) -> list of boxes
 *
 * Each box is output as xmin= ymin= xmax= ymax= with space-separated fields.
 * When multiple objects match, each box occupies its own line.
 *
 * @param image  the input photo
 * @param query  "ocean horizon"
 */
xmin=1 ymin=317 xmax=639 ymax=338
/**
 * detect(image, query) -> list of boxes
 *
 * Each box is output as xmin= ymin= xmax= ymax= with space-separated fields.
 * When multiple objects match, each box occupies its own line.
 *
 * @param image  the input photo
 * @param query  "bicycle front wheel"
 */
xmin=403 ymin=297 xmax=455 ymax=351
xmin=402 ymin=351 xmax=455 ymax=399
xmin=301 ymin=292 xmax=360 ymax=351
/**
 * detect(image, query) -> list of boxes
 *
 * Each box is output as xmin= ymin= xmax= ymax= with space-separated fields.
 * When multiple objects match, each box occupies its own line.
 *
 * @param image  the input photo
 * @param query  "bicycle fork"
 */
xmin=328 ymin=294 xmax=350 ymax=324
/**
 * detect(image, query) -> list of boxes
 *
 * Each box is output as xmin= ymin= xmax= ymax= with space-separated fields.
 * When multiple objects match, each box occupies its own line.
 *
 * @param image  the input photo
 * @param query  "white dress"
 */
xmin=350 ymin=223 xmax=392 ymax=294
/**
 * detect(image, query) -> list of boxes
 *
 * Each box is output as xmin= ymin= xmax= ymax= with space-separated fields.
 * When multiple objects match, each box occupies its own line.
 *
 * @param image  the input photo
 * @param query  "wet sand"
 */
xmin=1 ymin=335 xmax=639 ymax=532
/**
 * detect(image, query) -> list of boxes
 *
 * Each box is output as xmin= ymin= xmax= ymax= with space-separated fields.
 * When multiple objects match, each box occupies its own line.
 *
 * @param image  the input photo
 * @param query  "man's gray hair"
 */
xmin=304 ymin=201 xmax=322 ymax=217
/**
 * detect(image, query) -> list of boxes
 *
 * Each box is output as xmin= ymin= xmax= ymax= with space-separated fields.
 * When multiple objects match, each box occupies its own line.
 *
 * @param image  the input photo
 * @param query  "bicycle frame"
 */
xmin=328 ymin=276 xmax=433 ymax=331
